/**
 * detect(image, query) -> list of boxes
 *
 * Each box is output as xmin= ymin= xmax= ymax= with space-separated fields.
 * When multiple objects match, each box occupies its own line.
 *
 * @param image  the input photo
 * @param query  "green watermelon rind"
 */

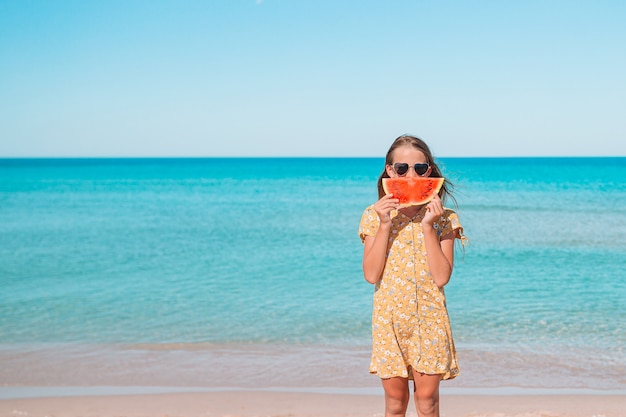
xmin=382 ymin=177 xmax=445 ymax=207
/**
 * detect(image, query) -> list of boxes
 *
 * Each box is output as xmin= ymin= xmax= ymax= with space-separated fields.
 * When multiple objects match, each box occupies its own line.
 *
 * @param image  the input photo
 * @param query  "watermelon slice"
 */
xmin=382 ymin=177 xmax=444 ymax=207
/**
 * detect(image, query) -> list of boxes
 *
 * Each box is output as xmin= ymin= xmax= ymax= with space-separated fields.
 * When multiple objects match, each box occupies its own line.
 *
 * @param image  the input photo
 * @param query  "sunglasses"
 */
xmin=391 ymin=163 xmax=430 ymax=176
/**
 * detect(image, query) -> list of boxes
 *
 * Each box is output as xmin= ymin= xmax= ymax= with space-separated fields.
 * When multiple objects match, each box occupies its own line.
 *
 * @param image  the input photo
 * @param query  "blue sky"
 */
xmin=1 ymin=0 xmax=624 ymax=157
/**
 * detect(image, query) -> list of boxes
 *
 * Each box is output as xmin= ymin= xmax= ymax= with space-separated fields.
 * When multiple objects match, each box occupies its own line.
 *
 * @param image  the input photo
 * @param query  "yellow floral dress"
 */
xmin=359 ymin=205 xmax=464 ymax=380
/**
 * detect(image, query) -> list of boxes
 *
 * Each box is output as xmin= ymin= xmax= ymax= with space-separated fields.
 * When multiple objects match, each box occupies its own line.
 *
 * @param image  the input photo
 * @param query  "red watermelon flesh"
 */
xmin=382 ymin=177 xmax=445 ymax=207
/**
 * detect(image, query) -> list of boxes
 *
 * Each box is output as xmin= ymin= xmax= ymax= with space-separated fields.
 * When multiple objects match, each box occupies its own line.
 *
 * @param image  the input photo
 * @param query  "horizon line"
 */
xmin=0 ymin=155 xmax=624 ymax=160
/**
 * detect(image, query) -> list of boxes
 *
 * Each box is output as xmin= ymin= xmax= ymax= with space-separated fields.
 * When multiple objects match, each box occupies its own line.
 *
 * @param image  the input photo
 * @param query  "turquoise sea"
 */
xmin=1 ymin=157 xmax=625 ymax=396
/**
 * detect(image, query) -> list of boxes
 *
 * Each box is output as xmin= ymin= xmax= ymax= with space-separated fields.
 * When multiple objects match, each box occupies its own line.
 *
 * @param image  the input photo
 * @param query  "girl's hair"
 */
xmin=377 ymin=134 xmax=456 ymax=207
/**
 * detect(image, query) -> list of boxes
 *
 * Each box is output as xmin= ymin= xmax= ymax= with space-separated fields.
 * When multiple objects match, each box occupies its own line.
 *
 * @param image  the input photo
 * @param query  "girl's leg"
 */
xmin=411 ymin=371 xmax=441 ymax=417
xmin=381 ymin=377 xmax=410 ymax=417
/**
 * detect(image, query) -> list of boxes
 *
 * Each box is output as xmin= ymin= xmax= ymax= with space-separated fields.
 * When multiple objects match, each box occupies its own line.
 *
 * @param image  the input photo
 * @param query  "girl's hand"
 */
xmin=422 ymin=192 xmax=444 ymax=227
xmin=373 ymin=194 xmax=399 ymax=224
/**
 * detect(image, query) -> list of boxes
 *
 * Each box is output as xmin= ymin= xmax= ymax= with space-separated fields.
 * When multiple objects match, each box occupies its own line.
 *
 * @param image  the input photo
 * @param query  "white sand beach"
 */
xmin=1 ymin=390 xmax=625 ymax=417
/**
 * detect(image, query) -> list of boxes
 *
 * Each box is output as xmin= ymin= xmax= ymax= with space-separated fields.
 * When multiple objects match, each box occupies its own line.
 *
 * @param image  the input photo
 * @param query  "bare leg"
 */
xmin=412 ymin=371 xmax=441 ymax=417
xmin=381 ymin=377 xmax=410 ymax=417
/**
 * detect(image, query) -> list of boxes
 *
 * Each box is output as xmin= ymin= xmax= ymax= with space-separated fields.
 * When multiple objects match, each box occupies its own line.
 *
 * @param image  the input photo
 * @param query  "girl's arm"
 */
xmin=422 ymin=193 xmax=456 ymax=288
xmin=422 ymin=229 xmax=455 ymax=287
xmin=362 ymin=194 xmax=398 ymax=284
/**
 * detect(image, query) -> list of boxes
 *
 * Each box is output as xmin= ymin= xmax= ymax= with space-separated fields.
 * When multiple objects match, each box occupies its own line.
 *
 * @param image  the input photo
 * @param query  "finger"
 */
xmin=426 ymin=200 xmax=442 ymax=215
xmin=376 ymin=199 xmax=399 ymax=209
xmin=375 ymin=201 xmax=399 ymax=214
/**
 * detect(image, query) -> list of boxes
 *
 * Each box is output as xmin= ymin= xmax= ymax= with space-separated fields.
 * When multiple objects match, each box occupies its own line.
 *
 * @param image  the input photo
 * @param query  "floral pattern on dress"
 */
xmin=359 ymin=205 xmax=464 ymax=380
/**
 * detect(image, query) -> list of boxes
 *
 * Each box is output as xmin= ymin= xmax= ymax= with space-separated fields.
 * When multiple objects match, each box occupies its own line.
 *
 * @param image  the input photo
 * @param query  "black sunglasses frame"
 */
xmin=391 ymin=163 xmax=430 ymax=176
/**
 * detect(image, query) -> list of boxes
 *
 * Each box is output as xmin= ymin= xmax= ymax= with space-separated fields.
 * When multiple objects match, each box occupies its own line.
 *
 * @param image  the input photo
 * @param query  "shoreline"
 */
xmin=3 ymin=385 xmax=626 ymax=400
xmin=3 ymin=342 xmax=624 ymax=392
xmin=1 ymin=389 xmax=625 ymax=417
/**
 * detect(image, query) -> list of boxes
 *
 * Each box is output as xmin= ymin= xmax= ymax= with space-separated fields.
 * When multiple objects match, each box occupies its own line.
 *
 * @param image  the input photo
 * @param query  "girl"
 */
xmin=359 ymin=135 xmax=465 ymax=417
